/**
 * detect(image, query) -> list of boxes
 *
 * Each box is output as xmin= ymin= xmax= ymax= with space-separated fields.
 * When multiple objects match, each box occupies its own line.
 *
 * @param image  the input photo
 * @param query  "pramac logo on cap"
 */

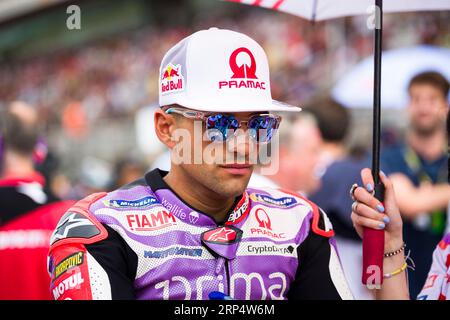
xmin=160 ymin=63 xmax=184 ymax=95
xmin=219 ymin=47 xmax=266 ymax=90
xmin=230 ymin=47 xmax=257 ymax=79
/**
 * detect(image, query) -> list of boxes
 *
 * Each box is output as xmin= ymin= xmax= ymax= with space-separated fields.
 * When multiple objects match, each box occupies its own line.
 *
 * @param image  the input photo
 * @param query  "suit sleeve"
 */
xmin=47 ymin=193 xmax=138 ymax=300
xmin=288 ymin=207 xmax=354 ymax=300
xmin=48 ymin=224 xmax=137 ymax=300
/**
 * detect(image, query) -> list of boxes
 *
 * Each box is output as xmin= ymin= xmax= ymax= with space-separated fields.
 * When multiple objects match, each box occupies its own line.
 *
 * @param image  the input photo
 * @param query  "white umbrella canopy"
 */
xmin=332 ymin=45 xmax=450 ymax=109
xmin=229 ymin=0 xmax=450 ymax=21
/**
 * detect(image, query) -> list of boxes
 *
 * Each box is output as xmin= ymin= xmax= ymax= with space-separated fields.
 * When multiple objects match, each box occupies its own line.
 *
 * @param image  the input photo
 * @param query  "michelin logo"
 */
xmin=104 ymin=196 xmax=158 ymax=209
xmin=250 ymin=194 xmax=298 ymax=208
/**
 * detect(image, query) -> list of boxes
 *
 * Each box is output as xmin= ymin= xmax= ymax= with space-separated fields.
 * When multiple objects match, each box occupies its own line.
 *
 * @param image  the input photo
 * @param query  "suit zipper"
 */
xmin=225 ymin=259 xmax=231 ymax=296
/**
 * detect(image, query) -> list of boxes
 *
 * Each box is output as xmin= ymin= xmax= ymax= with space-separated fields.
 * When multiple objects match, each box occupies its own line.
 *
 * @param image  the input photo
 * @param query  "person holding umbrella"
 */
xmin=351 ymin=109 xmax=450 ymax=300
xmin=379 ymin=71 xmax=449 ymax=297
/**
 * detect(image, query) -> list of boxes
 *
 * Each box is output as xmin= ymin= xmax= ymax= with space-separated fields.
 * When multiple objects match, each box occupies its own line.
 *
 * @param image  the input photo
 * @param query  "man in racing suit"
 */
xmin=47 ymin=28 xmax=354 ymax=300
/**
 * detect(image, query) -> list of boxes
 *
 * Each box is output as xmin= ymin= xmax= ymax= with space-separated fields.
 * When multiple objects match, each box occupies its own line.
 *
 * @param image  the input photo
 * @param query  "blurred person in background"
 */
xmin=67 ymin=156 xmax=113 ymax=200
xmin=109 ymin=157 xmax=146 ymax=191
xmin=350 ymin=109 xmax=450 ymax=300
xmin=0 ymin=102 xmax=75 ymax=300
xmin=380 ymin=71 xmax=450 ymax=297
xmin=249 ymin=112 xmax=323 ymax=195
xmin=308 ymin=98 xmax=373 ymax=299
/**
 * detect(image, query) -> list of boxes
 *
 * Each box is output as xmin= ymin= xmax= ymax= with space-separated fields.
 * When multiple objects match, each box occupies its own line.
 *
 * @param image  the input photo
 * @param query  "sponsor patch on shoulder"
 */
xmin=103 ymin=196 xmax=159 ymax=209
xmin=50 ymin=212 xmax=101 ymax=246
xmin=54 ymin=252 xmax=84 ymax=280
xmin=249 ymin=193 xmax=298 ymax=208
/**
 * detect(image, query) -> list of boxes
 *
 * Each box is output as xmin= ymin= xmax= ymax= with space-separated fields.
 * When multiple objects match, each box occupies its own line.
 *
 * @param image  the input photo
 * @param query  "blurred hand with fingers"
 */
xmin=351 ymin=168 xmax=404 ymax=252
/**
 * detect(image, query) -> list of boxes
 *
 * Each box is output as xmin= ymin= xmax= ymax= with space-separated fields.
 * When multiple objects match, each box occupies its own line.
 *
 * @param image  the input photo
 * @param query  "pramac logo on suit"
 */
xmin=250 ymin=208 xmax=286 ymax=239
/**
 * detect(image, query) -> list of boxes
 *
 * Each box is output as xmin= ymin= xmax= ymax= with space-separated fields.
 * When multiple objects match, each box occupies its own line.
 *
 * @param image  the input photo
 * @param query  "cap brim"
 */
xmin=269 ymin=100 xmax=302 ymax=112
xmin=166 ymin=98 xmax=302 ymax=113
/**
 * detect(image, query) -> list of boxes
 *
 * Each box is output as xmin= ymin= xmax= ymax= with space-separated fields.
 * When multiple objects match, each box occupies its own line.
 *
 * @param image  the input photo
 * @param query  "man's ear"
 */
xmin=154 ymin=109 xmax=177 ymax=149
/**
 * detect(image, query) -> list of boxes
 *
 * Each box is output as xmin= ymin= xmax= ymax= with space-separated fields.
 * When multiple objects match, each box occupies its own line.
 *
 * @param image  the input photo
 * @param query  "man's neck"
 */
xmin=163 ymin=168 xmax=236 ymax=223
xmin=407 ymin=129 xmax=446 ymax=162
xmin=1 ymin=152 xmax=35 ymax=179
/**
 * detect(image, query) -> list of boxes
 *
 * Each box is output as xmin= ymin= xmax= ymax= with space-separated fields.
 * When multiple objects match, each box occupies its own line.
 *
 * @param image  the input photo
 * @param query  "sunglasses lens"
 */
xmin=248 ymin=115 xmax=279 ymax=143
xmin=206 ymin=114 xmax=239 ymax=141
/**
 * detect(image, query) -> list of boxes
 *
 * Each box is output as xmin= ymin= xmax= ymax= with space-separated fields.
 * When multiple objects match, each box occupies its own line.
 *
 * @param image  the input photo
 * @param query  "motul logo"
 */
xmin=52 ymin=272 xmax=84 ymax=300
xmin=219 ymin=47 xmax=266 ymax=90
xmin=126 ymin=211 xmax=177 ymax=231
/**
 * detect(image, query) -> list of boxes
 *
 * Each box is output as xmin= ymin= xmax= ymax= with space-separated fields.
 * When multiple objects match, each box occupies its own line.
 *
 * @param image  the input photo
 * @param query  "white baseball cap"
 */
xmin=158 ymin=27 xmax=301 ymax=113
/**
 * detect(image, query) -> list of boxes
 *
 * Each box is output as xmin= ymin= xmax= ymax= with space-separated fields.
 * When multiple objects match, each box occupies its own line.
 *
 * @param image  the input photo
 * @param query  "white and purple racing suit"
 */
xmin=417 ymin=233 xmax=450 ymax=300
xmin=47 ymin=169 xmax=353 ymax=300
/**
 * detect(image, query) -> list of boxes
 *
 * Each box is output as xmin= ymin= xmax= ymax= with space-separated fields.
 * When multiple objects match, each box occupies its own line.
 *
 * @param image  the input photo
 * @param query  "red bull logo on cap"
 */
xmin=219 ymin=47 xmax=266 ymax=90
xmin=161 ymin=63 xmax=184 ymax=94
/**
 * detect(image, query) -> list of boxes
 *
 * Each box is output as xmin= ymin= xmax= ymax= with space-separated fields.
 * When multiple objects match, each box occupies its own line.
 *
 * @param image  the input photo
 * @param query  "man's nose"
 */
xmin=227 ymin=128 xmax=252 ymax=157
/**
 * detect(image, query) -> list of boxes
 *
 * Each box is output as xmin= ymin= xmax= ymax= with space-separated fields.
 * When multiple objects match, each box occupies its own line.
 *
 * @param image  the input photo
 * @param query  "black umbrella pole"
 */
xmin=362 ymin=0 xmax=385 ymax=287
xmin=372 ymin=0 xmax=383 ymax=185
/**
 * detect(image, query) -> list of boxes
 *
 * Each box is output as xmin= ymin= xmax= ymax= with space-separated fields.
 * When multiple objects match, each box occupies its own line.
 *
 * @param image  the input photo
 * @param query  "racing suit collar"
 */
xmin=144 ymin=169 xmax=250 ymax=227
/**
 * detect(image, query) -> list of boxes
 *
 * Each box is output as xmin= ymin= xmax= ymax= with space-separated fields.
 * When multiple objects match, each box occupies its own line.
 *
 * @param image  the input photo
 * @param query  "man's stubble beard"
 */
xmin=411 ymin=118 xmax=444 ymax=138
xmin=183 ymin=164 xmax=249 ymax=200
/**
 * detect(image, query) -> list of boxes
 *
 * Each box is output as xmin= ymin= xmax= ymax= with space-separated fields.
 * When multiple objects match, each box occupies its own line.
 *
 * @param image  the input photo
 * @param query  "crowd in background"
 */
xmin=0 ymin=3 xmax=449 ymax=300
xmin=0 ymin=10 xmax=448 ymax=197
xmin=0 ymin=11 xmax=448 ymax=125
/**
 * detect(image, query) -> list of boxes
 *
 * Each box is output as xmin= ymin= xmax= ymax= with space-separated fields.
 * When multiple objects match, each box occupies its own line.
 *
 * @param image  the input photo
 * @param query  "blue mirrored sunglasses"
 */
xmin=165 ymin=107 xmax=281 ymax=143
